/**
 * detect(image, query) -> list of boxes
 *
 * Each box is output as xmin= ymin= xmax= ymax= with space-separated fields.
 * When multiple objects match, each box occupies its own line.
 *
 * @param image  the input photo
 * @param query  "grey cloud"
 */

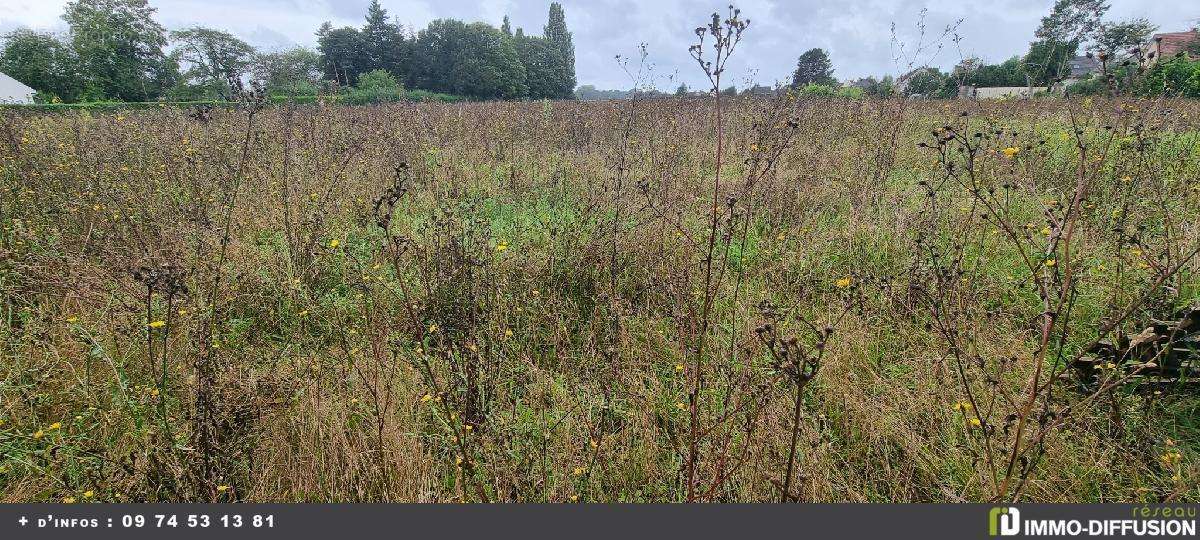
xmin=246 ymin=25 xmax=297 ymax=49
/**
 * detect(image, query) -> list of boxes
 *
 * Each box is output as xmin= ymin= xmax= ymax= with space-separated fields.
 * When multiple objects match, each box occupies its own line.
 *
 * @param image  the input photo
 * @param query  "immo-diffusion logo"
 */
xmin=990 ymin=507 xmax=1020 ymax=536
xmin=988 ymin=506 xmax=1197 ymax=537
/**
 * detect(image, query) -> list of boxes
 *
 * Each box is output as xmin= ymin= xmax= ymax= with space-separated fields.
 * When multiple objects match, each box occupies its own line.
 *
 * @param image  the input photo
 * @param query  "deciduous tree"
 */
xmin=1093 ymin=18 xmax=1157 ymax=58
xmin=318 ymin=22 xmax=367 ymax=86
xmin=410 ymin=20 xmax=526 ymax=100
xmin=169 ymin=26 xmax=255 ymax=98
xmin=0 ymin=29 xmax=82 ymax=102
xmin=253 ymin=47 xmax=322 ymax=96
xmin=63 ymin=0 xmax=172 ymax=101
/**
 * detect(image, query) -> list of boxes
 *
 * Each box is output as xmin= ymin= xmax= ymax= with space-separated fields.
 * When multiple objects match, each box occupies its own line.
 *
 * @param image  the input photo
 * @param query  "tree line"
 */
xmin=0 ymin=0 xmax=577 ymax=103
xmin=781 ymin=0 xmax=1194 ymax=99
xmin=318 ymin=1 xmax=575 ymax=100
xmin=852 ymin=0 xmax=1190 ymax=98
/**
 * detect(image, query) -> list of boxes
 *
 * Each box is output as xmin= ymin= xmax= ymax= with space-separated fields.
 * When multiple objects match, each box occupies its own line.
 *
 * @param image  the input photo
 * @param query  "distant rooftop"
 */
xmin=0 ymin=72 xmax=36 ymax=104
xmin=1149 ymin=30 xmax=1199 ymax=59
xmin=1067 ymin=56 xmax=1100 ymax=78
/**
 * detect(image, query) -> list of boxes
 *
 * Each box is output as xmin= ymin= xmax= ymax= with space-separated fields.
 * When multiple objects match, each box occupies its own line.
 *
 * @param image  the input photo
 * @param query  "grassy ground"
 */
xmin=0 ymin=95 xmax=1198 ymax=502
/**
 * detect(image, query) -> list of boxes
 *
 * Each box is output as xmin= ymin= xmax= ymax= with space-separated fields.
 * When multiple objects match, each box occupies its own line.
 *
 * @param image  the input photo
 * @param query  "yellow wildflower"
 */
xmin=148 ymin=320 xmax=166 ymax=328
xmin=421 ymin=393 xmax=433 ymax=403
xmin=33 ymin=430 xmax=44 ymax=439
xmin=217 ymin=485 xmax=229 ymax=492
xmin=835 ymin=277 xmax=852 ymax=289
xmin=62 ymin=497 xmax=76 ymax=504
xmin=66 ymin=316 xmax=79 ymax=323
xmin=1002 ymin=147 xmax=1020 ymax=158
xmin=1045 ymin=259 xmax=1057 ymax=267
xmin=49 ymin=422 xmax=61 ymax=430
xmin=969 ymin=418 xmax=982 ymax=427
xmin=328 ymin=239 xmax=340 ymax=249
xmin=83 ymin=490 xmax=94 ymax=499
xmin=495 ymin=240 xmax=508 ymax=252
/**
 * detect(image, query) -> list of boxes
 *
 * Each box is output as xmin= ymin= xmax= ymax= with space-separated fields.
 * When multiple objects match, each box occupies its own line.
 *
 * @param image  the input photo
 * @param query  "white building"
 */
xmin=959 ymin=86 xmax=1034 ymax=100
xmin=0 ymin=72 xmax=36 ymax=104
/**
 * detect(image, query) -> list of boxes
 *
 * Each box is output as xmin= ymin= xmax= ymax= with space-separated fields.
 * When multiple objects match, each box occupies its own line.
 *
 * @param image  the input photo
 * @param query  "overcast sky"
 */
xmin=1 ymin=0 xmax=1195 ymax=90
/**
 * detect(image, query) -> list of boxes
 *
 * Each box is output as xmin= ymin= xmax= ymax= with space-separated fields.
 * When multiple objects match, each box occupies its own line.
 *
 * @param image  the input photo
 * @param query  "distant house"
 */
xmin=1064 ymin=55 xmax=1100 ymax=84
xmin=740 ymin=84 xmax=776 ymax=97
xmin=959 ymin=86 xmax=1033 ymax=100
xmin=959 ymin=56 xmax=1097 ymax=99
xmin=1143 ymin=30 xmax=1199 ymax=65
xmin=846 ymin=78 xmax=875 ymax=91
xmin=0 ymin=72 xmax=36 ymax=104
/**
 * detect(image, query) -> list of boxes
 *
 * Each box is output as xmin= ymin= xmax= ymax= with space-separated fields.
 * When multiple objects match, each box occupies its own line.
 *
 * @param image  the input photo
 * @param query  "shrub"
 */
xmin=404 ymin=89 xmax=465 ymax=102
xmin=1065 ymin=75 xmax=1105 ymax=96
xmin=799 ymin=83 xmax=836 ymax=96
xmin=794 ymin=84 xmax=864 ymax=99
xmin=0 ymin=100 xmax=233 ymax=113
xmin=345 ymin=69 xmax=404 ymax=105
xmin=836 ymin=86 xmax=865 ymax=99
xmin=1139 ymin=56 xmax=1200 ymax=97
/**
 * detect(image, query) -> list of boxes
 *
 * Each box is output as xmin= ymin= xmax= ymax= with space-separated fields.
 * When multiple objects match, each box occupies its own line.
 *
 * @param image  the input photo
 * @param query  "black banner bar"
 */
xmin=0 ymin=504 xmax=1196 ymax=540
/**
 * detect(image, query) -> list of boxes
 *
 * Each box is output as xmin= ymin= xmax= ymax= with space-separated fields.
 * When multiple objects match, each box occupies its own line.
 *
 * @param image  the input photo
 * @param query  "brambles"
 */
xmin=1 ymin=78 xmax=1198 ymax=502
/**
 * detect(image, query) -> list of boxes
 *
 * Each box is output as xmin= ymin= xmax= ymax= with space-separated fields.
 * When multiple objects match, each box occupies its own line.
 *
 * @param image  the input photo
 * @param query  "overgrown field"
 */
xmin=1 ymin=95 xmax=1198 ymax=502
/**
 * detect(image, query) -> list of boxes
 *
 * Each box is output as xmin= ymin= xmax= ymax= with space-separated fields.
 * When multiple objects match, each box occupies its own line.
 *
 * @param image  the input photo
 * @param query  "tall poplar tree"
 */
xmin=542 ymin=2 xmax=575 ymax=98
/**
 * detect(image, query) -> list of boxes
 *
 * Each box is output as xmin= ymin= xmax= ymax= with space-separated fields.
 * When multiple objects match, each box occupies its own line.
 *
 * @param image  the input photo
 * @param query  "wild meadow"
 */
xmin=2 ymin=79 xmax=1199 ymax=502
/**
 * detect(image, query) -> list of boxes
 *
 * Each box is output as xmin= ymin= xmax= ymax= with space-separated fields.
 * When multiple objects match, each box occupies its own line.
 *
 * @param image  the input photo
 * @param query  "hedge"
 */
xmin=0 ymin=90 xmax=465 ymax=113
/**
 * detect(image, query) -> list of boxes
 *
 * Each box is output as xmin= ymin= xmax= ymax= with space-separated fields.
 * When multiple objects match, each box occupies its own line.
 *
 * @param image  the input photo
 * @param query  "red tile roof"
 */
xmin=1151 ymin=31 xmax=1198 ymax=58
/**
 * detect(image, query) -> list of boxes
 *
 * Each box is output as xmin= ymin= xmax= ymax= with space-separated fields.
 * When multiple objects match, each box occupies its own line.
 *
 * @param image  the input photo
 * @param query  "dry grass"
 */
xmin=0 ymin=94 xmax=1198 ymax=502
